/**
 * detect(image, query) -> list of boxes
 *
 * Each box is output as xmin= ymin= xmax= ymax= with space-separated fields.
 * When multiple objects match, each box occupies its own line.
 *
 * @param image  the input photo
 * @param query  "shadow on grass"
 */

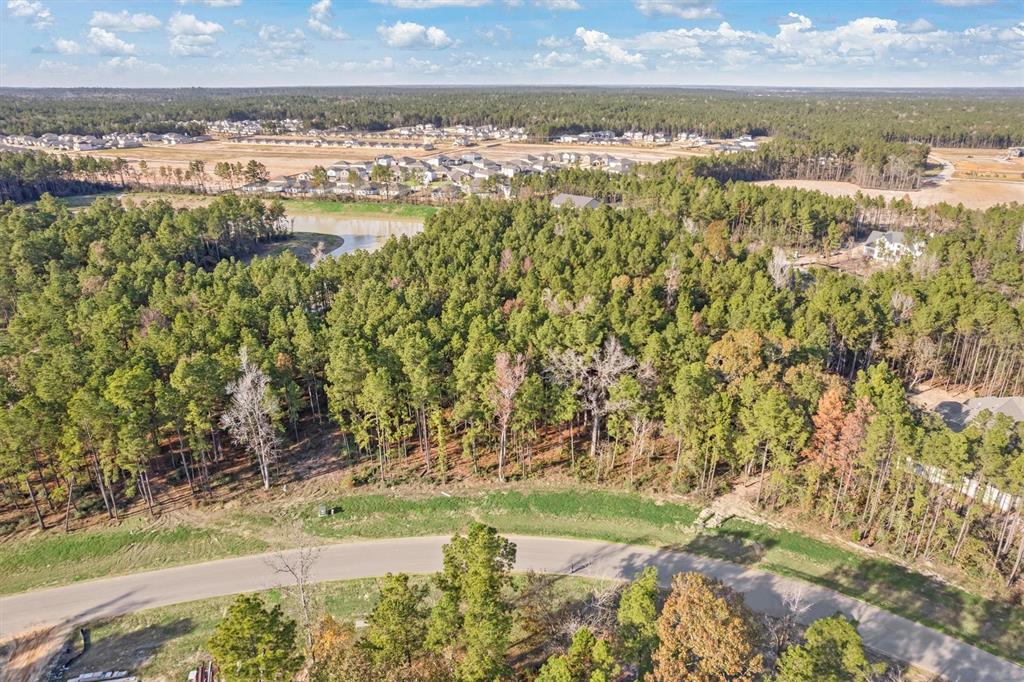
xmin=65 ymin=618 xmax=195 ymax=679
xmin=785 ymin=557 xmax=1024 ymax=666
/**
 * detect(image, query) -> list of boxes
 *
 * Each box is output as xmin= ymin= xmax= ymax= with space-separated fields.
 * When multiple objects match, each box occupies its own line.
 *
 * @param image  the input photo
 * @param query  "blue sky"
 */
xmin=1 ymin=0 xmax=1021 ymax=87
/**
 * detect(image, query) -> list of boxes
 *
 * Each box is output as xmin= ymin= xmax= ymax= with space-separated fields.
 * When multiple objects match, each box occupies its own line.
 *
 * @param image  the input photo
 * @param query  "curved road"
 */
xmin=0 ymin=535 xmax=1019 ymax=681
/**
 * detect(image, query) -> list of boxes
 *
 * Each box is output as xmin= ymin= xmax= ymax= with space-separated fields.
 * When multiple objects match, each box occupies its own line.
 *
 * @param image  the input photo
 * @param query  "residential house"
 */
xmin=933 ymin=396 xmax=1024 ymax=433
xmin=863 ymin=230 xmax=925 ymax=261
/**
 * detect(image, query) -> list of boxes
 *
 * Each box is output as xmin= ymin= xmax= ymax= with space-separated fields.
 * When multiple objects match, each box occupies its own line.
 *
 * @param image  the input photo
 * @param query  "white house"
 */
xmin=863 ymin=230 xmax=925 ymax=261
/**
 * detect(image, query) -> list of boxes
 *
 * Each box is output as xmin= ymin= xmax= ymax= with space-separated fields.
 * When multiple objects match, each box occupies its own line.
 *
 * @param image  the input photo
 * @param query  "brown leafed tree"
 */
xmin=804 ymin=384 xmax=848 ymax=472
xmin=651 ymin=572 xmax=764 ymax=682
xmin=829 ymin=396 xmax=874 ymax=527
xmin=490 ymin=351 xmax=527 ymax=482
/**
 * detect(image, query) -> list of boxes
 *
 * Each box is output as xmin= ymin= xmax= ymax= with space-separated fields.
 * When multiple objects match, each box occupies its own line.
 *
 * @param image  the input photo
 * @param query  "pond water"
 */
xmin=287 ymin=214 xmax=424 ymax=257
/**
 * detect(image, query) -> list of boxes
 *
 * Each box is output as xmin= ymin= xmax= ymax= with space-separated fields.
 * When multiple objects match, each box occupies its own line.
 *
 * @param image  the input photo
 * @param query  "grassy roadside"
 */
xmin=61 ymin=574 xmax=611 ymax=682
xmin=1 ymin=488 xmax=1021 ymax=662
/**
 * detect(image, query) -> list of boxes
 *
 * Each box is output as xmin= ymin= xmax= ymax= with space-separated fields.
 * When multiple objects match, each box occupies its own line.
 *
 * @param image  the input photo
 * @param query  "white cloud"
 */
xmin=54 ymin=38 xmax=80 ymax=54
xmin=330 ymin=56 xmax=396 ymax=71
xmin=308 ymin=0 xmax=347 ymax=39
xmin=575 ymin=27 xmax=645 ymax=65
xmin=406 ymin=57 xmax=441 ymax=73
xmin=168 ymin=12 xmax=224 ymax=36
xmin=635 ymin=0 xmax=719 ymax=19
xmin=171 ymin=34 xmax=221 ymax=56
xmin=529 ymin=50 xmax=579 ymax=69
xmin=905 ymin=18 xmax=936 ymax=33
xmin=536 ymin=0 xmax=581 ymax=9
xmin=567 ymin=12 xmax=1024 ymax=78
xmin=479 ymin=24 xmax=511 ymax=43
xmin=538 ymin=35 xmax=571 ymax=48
xmin=32 ymin=37 xmax=81 ymax=55
xmin=168 ymin=12 xmax=224 ymax=56
xmin=180 ymin=0 xmax=242 ymax=6
xmin=371 ymin=0 xmax=491 ymax=7
xmin=105 ymin=56 xmax=170 ymax=73
xmin=38 ymin=59 xmax=78 ymax=72
xmin=378 ymin=20 xmax=454 ymax=49
xmin=933 ymin=0 xmax=995 ymax=5
xmin=90 ymin=10 xmax=161 ymax=32
xmin=257 ymin=24 xmax=307 ymax=58
xmin=87 ymin=27 xmax=136 ymax=56
xmin=6 ymin=0 xmax=53 ymax=28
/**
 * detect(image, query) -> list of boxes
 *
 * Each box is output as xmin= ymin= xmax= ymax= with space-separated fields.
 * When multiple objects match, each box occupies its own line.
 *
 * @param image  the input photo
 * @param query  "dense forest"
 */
xmin=205 ymin=524 xmax=890 ymax=682
xmin=1 ymin=156 xmax=1023 ymax=598
xmin=0 ymin=150 xmax=129 ymax=202
xmin=2 ymin=87 xmax=1022 ymax=147
xmin=688 ymin=138 xmax=931 ymax=190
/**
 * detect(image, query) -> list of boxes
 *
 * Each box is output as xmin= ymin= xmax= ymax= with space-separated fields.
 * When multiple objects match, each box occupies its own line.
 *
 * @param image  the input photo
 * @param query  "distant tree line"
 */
xmin=0 ymin=151 xmax=129 ymax=202
xmin=688 ymin=138 xmax=931 ymax=190
xmin=2 ymin=87 xmax=1021 ymax=147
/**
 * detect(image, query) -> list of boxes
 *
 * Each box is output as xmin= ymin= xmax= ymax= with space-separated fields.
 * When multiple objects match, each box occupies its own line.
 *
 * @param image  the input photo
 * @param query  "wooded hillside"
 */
xmin=1 ymin=164 xmax=1022 ymax=593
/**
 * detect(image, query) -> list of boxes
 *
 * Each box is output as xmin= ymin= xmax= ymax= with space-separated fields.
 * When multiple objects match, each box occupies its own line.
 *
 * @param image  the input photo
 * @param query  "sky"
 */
xmin=1 ymin=0 xmax=1022 ymax=88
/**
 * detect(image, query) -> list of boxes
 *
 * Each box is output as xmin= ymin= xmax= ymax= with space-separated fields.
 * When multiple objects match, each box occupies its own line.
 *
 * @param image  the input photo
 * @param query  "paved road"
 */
xmin=1 ymin=535 xmax=1019 ymax=681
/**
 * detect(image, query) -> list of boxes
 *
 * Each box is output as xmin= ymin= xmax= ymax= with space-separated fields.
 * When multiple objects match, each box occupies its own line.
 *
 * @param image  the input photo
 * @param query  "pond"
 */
xmin=287 ymin=214 xmax=424 ymax=257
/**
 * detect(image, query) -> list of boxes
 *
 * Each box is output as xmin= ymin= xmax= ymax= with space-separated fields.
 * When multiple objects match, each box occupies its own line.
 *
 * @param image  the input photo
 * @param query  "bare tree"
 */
xmin=221 ymin=347 xmax=280 ymax=490
xmin=664 ymin=253 xmax=681 ymax=309
xmin=269 ymin=545 xmax=322 ymax=659
xmin=889 ymin=291 xmax=915 ymax=325
xmin=310 ymin=240 xmax=327 ymax=267
xmin=768 ymin=247 xmax=792 ymax=289
xmin=763 ymin=586 xmax=814 ymax=659
xmin=1017 ymin=222 xmax=1024 ymax=254
xmin=490 ymin=351 xmax=527 ymax=482
xmin=548 ymin=336 xmax=636 ymax=461
xmin=911 ymin=251 xmax=940 ymax=278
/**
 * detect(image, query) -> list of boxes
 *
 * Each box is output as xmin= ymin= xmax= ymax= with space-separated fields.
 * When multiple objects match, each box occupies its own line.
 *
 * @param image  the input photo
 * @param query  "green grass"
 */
xmin=0 ymin=518 xmax=267 ymax=595
xmin=303 ymin=489 xmax=699 ymax=545
xmin=2 ymin=487 xmax=1021 ymax=663
xmin=66 ymin=574 xmax=612 ymax=682
xmin=285 ymin=199 xmax=438 ymax=219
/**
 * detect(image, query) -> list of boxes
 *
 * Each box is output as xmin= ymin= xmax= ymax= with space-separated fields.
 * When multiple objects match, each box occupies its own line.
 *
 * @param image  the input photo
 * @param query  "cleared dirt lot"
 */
xmin=756 ymin=176 xmax=1024 ymax=210
xmin=931 ymin=147 xmax=1024 ymax=183
xmin=61 ymin=140 xmax=442 ymax=178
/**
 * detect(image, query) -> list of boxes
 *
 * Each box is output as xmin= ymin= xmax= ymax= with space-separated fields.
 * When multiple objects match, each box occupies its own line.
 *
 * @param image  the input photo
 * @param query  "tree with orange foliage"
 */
xmin=651 ymin=573 xmax=764 ymax=682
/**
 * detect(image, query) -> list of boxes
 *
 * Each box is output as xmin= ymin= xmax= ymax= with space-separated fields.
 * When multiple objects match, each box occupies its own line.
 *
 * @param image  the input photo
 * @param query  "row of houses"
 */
xmin=202 ymin=119 xmax=264 ymax=136
xmin=239 ymin=148 xmax=642 ymax=200
xmin=1 ymin=131 xmax=211 ymax=151
xmin=230 ymin=136 xmax=435 ymax=151
xmin=373 ymin=123 xmax=530 ymax=143
xmin=715 ymin=135 xmax=760 ymax=154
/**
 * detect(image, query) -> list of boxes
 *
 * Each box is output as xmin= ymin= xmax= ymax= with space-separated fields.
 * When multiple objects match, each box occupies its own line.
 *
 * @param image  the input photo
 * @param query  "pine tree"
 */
xmin=207 ymin=594 xmax=302 ymax=682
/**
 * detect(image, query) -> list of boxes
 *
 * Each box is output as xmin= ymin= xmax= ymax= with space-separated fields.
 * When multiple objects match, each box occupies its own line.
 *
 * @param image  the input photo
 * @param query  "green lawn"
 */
xmin=285 ymin=199 xmax=438 ymax=219
xmin=63 ymin=573 xmax=612 ymax=682
xmin=2 ymin=487 xmax=1021 ymax=662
